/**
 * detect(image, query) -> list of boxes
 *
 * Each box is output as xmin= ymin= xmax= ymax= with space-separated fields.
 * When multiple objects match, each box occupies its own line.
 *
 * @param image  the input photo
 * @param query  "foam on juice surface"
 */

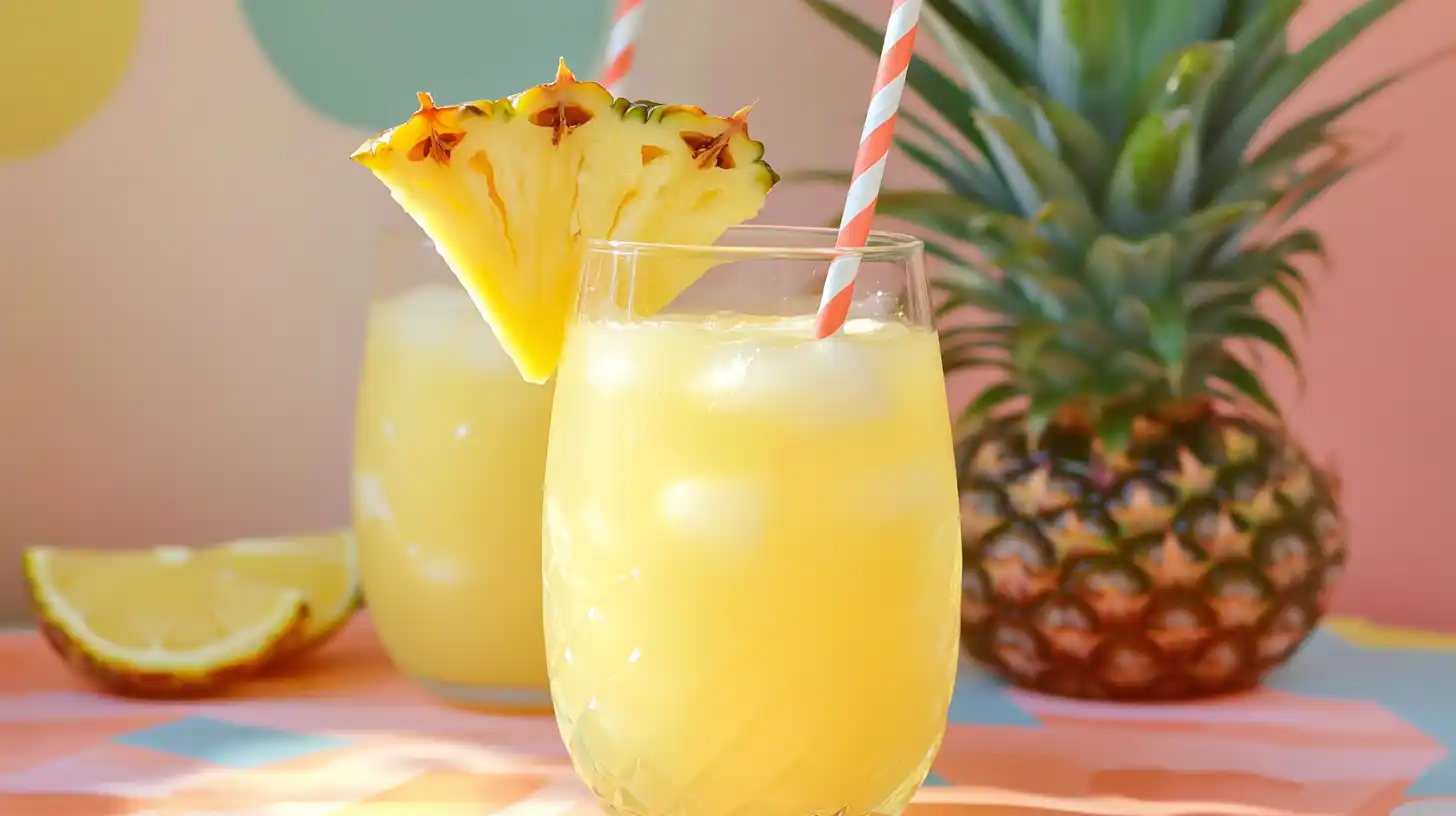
xmin=577 ymin=315 xmax=915 ymax=425
xmin=371 ymin=284 xmax=516 ymax=374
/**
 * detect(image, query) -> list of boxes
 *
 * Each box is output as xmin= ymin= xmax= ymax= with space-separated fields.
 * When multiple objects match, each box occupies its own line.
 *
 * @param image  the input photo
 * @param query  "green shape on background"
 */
xmin=239 ymin=0 xmax=611 ymax=131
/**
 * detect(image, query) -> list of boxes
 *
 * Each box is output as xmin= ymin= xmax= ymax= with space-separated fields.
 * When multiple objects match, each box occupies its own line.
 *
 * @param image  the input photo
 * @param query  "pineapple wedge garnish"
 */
xmin=351 ymin=60 xmax=779 ymax=383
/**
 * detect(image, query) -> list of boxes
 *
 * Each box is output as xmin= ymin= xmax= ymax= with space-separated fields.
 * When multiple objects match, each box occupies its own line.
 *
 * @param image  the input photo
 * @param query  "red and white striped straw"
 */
xmin=815 ymin=0 xmax=925 ymax=339
xmin=600 ymin=0 xmax=645 ymax=96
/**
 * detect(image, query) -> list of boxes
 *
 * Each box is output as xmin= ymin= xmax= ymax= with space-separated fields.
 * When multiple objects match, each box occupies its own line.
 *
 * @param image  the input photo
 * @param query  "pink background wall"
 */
xmin=1 ymin=0 xmax=1454 ymax=628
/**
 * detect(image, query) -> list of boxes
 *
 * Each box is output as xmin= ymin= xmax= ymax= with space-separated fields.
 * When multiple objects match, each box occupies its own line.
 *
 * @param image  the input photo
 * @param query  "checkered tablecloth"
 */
xmin=1 ymin=615 xmax=1453 ymax=815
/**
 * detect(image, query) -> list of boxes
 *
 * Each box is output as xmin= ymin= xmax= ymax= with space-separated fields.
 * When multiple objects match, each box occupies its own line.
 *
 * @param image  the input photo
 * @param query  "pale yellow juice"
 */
xmin=543 ymin=315 xmax=962 ymax=816
xmin=354 ymin=285 xmax=553 ymax=704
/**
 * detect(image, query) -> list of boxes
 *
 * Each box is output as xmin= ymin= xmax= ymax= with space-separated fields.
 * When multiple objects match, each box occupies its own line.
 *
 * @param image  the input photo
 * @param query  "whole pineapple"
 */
xmin=800 ymin=0 xmax=1414 ymax=699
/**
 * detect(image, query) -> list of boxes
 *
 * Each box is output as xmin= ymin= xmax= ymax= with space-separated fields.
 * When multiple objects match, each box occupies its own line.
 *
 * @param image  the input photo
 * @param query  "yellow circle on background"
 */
xmin=0 ymin=0 xmax=143 ymax=159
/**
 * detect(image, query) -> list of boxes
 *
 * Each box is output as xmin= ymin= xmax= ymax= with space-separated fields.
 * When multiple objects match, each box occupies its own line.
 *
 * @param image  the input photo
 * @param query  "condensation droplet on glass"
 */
xmin=628 ymin=647 xmax=641 ymax=664
xmin=454 ymin=423 xmax=470 ymax=439
xmin=564 ymin=647 xmax=573 ymax=663
xmin=588 ymin=605 xmax=602 ymax=621
xmin=382 ymin=420 xmax=396 ymax=440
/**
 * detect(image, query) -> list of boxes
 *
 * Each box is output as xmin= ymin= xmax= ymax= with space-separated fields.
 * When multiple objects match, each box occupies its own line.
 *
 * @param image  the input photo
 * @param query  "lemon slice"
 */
xmin=24 ymin=546 xmax=308 ymax=696
xmin=197 ymin=530 xmax=361 ymax=657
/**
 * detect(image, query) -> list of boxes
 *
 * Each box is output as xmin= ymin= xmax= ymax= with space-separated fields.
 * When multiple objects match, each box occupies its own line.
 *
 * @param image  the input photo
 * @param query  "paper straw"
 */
xmin=600 ymin=0 xmax=645 ymax=97
xmin=814 ymin=0 xmax=925 ymax=339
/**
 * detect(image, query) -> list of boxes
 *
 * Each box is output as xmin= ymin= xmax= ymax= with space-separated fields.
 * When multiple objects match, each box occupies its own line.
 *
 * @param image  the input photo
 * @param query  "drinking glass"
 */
xmin=543 ymin=226 xmax=962 ymax=816
xmin=353 ymin=227 xmax=553 ymax=710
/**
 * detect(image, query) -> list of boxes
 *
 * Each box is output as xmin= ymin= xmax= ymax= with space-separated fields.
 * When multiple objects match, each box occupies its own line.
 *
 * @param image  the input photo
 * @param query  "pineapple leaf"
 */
xmin=925 ymin=0 xmax=1036 ymax=83
xmin=962 ymin=213 xmax=1095 ymax=312
xmin=784 ymin=142 xmax=1000 ymax=212
xmin=1108 ymin=350 xmax=1170 ymax=389
xmin=973 ymin=111 xmax=1095 ymax=222
xmin=1208 ymin=352 xmax=1280 ymax=415
xmin=954 ymin=0 xmax=1040 ymax=77
xmin=923 ymin=237 xmax=973 ymax=266
xmin=900 ymin=110 xmax=1017 ymax=209
xmin=1187 ymin=281 xmax=1257 ymax=316
xmin=1145 ymin=298 xmax=1189 ymax=384
xmin=1034 ymin=198 xmax=1101 ymax=257
xmin=1189 ymin=241 xmax=1318 ymax=325
xmin=1106 ymin=109 xmax=1199 ymax=236
xmin=1213 ymin=59 xmax=1413 ymax=208
xmin=1086 ymin=233 xmax=1175 ymax=303
xmin=1043 ymin=349 xmax=1104 ymax=392
xmin=1037 ymin=0 xmax=1133 ymax=143
xmin=1094 ymin=401 xmax=1140 ymax=457
xmin=1268 ymin=274 xmax=1311 ymax=331
xmin=1024 ymin=89 xmax=1114 ymax=194
xmin=1210 ymin=0 xmax=1300 ymax=141
xmin=1025 ymin=391 xmax=1063 ymax=443
xmin=780 ymin=169 xmax=851 ymax=184
xmin=1250 ymin=70 xmax=1403 ymax=174
xmin=943 ymin=346 xmax=1013 ymax=371
xmin=935 ymin=274 xmax=1027 ymax=316
xmin=1169 ymin=201 xmax=1268 ymax=274
xmin=1221 ymin=0 xmax=1283 ymax=33
xmin=1129 ymin=0 xmax=1229 ymax=84
xmin=799 ymin=0 xmax=984 ymax=147
xmin=1014 ymin=0 xmax=1041 ymax=27
xmin=1135 ymin=41 xmax=1234 ymax=127
xmin=1220 ymin=310 xmax=1304 ymax=389
xmin=1193 ymin=247 xmax=1285 ymax=296
xmin=940 ymin=325 xmax=1015 ymax=348
xmin=960 ymin=381 xmax=1021 ymax=427
xmin=1274 ymin=258 xmax=1311 ymax=295
xmin=923 ymin=6 xmax=1043 ymax=141
xmin=896 ymin=137 xmax=994 ymax=201
xmin=874 ymin=189 xmax=994 ymax=245
xmin=967 ymin=211 xmax=1058 ymax=258
xmin=1208 ymin=0 xmax=1408 ymax=184
xmin=1271 ymin=162 xmax=1359 ymax=227
xmin=1011 ymin=320 xmax=1059 ymax=369
xmin=878 ymin=192 xmax=1079 ymax=285
xmin=1004 ymin=270 xmax=1073 ymax=322
xmin=1267 ymin=228 xmax=1327 ymax=264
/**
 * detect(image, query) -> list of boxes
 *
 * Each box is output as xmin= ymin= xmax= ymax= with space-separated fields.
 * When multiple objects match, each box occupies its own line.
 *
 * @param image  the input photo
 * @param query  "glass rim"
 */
xmin=583 ymin=224 xmax=924 ymax=262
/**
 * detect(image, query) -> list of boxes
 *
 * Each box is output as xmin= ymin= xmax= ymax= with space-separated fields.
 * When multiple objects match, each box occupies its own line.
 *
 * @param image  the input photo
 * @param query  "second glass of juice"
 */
xmin=353 ymin=227 xmax=553 ymax=709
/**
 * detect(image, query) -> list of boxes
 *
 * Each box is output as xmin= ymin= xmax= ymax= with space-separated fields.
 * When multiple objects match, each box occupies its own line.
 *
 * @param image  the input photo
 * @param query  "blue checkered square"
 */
xmin=112 ymin=716 xmax=352 ymax=769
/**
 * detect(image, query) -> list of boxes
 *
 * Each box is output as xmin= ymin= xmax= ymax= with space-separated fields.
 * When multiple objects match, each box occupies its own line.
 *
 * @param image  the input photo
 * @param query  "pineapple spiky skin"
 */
xmin=958 ymin=406 xmax=1346 ymax=700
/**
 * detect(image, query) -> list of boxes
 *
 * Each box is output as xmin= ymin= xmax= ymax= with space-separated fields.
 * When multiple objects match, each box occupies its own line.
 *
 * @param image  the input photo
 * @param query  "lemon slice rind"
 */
xmin=24 ymin=546 xmax=309 ymax=678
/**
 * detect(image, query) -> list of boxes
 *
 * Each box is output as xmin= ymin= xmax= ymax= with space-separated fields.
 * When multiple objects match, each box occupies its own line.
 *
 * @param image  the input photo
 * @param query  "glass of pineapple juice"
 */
xmin=544 ymin=225 xmax=962 ymax=816
xmin=353 ymin=227 xmax=554 ymax=710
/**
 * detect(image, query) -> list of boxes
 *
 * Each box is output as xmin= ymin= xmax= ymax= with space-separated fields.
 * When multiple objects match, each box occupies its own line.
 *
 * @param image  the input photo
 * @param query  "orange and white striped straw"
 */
xmin=815 ymin=0 xmax=925 ymax=339
xmin=600 ymin=0 xmax=645 ymax=96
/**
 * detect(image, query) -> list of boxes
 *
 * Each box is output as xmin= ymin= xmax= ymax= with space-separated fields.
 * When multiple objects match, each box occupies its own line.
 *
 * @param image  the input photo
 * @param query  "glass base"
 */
xmin=412 ymin=676 xmax=554 ymax=715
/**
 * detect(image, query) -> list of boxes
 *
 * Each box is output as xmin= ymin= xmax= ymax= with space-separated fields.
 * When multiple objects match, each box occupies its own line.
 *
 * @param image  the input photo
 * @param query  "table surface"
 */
xmin=1 ymin=616 xmax=1454 ymax=815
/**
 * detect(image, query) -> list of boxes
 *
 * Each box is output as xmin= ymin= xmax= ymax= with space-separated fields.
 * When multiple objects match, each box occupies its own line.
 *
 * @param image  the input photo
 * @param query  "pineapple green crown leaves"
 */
xmin=797 ymin=0 xmax=1432 ymax=446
